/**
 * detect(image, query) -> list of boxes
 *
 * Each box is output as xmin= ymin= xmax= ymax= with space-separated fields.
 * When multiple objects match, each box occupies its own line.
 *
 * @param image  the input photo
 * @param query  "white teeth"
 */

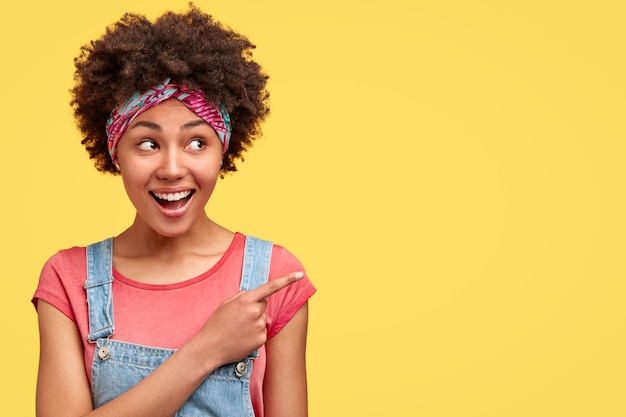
xmin=153 ymin=191 xmax=192 ymax=201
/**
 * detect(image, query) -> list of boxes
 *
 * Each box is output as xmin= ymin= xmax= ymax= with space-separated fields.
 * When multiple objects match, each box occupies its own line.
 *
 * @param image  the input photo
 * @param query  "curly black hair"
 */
xmin=71 ymin=3 xmax=269 ymax=176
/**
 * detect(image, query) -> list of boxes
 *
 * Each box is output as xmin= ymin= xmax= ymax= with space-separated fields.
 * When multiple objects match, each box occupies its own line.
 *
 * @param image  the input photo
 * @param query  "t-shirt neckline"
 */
xmin=111 ymin=232 xmax=243 ymax=290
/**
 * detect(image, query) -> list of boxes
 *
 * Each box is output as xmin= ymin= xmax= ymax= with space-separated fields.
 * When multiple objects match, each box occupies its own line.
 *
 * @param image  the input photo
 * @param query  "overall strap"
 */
xmin=84 ymin=238 xmax=115 ymax=342
xmin=240 ymin=236 xmax=273 ymax=291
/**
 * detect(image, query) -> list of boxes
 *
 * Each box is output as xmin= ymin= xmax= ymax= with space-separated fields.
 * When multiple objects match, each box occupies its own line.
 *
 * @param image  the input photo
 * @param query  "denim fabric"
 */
xmin=85 ymin=240 xmax=115 ymax=342
xmin=85 ymin=236 xmax=273 ymax=417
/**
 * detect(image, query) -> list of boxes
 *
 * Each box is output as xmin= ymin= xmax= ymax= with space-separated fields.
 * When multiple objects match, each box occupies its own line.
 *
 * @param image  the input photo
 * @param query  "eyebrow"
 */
xmin=129 ymin=120 xmax=211 ymax=132
xmin=130 ymin=121 xmax=162 ymax=131
xmin=180 ymin=120 xmax=211 ymax=130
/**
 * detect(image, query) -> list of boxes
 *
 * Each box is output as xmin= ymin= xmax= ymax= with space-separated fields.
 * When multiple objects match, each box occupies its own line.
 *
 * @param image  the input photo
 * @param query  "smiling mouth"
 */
xmin=151 ymin=190 xmax=194 ymax=209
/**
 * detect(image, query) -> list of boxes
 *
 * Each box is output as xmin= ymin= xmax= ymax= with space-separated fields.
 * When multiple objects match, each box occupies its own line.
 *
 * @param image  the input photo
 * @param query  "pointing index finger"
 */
xmin=249 ymin=272 xmax=304 ymax=301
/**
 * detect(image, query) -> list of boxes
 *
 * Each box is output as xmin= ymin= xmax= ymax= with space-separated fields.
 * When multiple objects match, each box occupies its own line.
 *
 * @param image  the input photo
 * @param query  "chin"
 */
xmin=155 ymin=227 xmax=193 ymax=238
xmin=146 ymin=220 xmax=195 ymax=238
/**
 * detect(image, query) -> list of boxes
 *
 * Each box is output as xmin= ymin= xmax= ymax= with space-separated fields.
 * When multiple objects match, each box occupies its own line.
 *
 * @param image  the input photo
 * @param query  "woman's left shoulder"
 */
xmin=267 ymin=242 xmax=305 ymax=274
xmin=241 ymin=233 xmax=314 ymax=288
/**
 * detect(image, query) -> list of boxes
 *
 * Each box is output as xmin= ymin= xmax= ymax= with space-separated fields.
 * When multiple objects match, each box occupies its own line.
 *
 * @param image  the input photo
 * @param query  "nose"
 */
xmin=156 ymin=149 xmax=188 ymax=180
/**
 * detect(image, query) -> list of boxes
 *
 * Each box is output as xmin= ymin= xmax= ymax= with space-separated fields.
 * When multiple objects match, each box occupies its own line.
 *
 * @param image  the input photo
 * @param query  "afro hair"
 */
xmin=71 ymin=3 xmax=270 ymax=175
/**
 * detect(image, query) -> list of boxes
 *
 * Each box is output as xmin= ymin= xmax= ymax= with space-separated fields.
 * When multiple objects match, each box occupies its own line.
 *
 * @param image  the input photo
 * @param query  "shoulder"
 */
xmin=241 ymin=235 xmax=305 ymax=274
xmin=239 ymin=234 xmax=308 ymax=277
xmin=39 ymin=245 xmax=87 ymax=281
xmin=33 ymin=244 xmax=89 ymax=320
xmin=269 ymin=243 xmax=306 ymax=274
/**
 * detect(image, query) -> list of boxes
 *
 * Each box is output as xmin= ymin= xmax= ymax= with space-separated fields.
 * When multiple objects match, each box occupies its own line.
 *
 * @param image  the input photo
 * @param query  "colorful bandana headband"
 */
xmin=105 ymin=78 xmax=232 ymax=163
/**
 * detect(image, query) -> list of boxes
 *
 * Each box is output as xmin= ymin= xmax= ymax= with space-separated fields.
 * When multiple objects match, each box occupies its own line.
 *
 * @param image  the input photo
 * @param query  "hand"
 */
xmin=199 ymin=271 xmax=304 ymax=366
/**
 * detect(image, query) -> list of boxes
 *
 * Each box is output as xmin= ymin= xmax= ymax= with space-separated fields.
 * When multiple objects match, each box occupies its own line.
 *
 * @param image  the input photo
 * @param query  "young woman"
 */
xmin=32 ymin=5 xmax=315 ymax=417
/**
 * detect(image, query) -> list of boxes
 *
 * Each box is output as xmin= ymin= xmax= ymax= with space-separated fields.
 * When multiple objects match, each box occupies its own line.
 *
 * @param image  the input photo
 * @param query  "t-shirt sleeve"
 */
xmin=32 ymin=250 xmax=80 ymax=322
xmin=266 ymin=245 xmax=316 ymax=338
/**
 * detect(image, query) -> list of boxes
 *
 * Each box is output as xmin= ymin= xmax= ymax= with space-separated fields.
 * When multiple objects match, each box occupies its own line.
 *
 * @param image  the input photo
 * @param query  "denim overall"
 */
xmin=84 ymin=236 xmax=273 ymax=416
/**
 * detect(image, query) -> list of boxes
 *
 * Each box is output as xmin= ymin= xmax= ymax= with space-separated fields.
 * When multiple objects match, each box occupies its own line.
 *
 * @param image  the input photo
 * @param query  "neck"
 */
xmin=116 ymin=213 xmax=232 ymax=258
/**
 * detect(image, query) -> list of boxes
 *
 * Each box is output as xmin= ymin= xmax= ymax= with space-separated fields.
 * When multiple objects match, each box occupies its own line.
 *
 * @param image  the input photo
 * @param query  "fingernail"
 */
xmin=294 ymin=272 xmax=304 ymax=280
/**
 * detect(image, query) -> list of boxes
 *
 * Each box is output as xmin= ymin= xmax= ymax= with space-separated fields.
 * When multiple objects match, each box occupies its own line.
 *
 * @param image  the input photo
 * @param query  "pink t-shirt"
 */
xmin=32 ymin=233 xmax=315 ymax=417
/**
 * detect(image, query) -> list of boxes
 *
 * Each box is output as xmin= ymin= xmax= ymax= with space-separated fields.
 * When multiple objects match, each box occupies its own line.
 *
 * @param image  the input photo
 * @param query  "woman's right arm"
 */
xmin=37 ymin=299 xmax=220 ymax=417
xmin=36 ymin=272 xmax=303 ymax=417
xmin=36 ymin=300 xmax=93 ymax=416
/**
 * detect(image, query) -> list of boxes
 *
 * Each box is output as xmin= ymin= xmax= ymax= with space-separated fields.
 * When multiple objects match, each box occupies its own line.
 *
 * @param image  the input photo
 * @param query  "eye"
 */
xmin=187 ymin=138 xmax=206 ymax=151
xmin=137 ymin=140 xmax=158 ymax=151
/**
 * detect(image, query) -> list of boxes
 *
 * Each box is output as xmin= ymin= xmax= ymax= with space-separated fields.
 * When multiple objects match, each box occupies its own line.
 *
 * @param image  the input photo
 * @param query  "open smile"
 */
xmin=150 ymin=190 xmax=195 ymax=210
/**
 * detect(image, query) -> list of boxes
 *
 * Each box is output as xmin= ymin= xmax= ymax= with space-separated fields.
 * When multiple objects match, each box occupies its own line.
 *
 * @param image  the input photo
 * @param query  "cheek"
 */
xmin=195 ymin=156 xmax=222 ymax=180
xmin=198 ymin=171 xmax=220 ymax=189
xmin=120 ymin=170 xmax=149 ymax=201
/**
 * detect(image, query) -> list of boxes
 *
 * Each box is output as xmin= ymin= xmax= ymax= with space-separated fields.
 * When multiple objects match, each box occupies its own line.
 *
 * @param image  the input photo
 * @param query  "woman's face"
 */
xmin=115 ymin=99 xmax=223 ymax=237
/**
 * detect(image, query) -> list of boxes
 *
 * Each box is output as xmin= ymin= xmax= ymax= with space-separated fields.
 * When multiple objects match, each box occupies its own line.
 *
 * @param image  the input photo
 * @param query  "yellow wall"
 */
xmin=1 ymin=1 xmax=625 ymax=415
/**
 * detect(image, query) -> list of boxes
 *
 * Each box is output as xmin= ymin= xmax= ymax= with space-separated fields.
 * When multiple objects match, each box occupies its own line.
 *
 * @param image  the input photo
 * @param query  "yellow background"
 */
xmin=1 ymin=0 xmax=625 ymax=415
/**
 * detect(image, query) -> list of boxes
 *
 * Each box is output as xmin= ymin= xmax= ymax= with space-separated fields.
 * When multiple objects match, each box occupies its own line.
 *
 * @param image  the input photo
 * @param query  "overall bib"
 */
xmin=84 ymin=236 xmax=273 ymax=417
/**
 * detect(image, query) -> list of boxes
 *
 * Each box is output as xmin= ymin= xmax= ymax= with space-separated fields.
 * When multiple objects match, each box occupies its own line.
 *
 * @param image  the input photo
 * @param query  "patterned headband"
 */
xmin=105 ymin=78 xmax=232 ymax=163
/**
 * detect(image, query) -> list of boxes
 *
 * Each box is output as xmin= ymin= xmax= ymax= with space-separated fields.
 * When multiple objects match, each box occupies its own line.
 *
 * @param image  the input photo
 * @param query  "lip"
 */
xmin=149 ymin=189 xmax=196 ymax=218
